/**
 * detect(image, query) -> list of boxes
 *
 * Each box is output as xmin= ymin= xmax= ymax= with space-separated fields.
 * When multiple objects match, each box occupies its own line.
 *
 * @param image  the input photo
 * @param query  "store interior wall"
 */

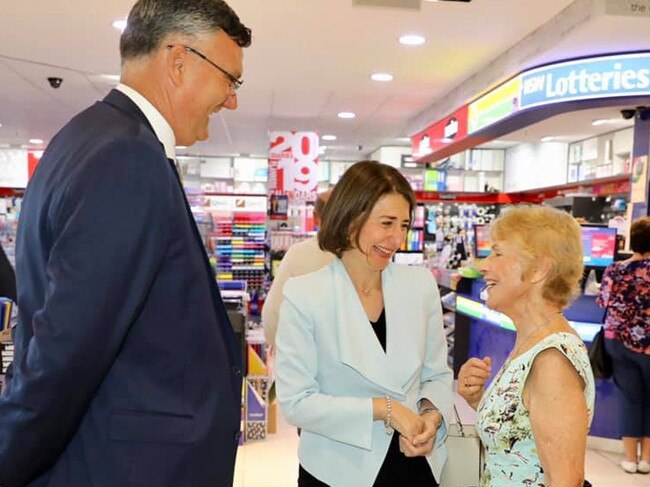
xmin=505 ymin=142 xmax=569 ymax=192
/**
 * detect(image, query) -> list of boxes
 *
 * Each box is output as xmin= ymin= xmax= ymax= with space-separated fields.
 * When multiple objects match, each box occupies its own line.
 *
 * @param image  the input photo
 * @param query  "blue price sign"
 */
xmin=520 ymin=53 xmax=650 ymax=109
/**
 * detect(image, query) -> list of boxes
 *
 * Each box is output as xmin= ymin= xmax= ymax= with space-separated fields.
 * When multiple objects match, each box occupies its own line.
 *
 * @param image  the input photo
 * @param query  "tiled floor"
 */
xmin=234 ymin=412 xmax=650 ymax=486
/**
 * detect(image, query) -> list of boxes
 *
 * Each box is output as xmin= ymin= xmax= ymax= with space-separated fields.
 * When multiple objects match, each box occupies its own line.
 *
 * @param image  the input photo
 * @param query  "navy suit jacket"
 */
xmin=0 ymin=90 xmax=243 ymax=487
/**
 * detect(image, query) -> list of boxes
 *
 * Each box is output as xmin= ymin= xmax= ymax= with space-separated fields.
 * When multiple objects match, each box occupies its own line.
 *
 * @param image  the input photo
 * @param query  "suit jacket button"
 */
xmin=232 ymin=365 xmax=242 ymax=376
xmin=234 ymin=431 xmax=241 ymax=442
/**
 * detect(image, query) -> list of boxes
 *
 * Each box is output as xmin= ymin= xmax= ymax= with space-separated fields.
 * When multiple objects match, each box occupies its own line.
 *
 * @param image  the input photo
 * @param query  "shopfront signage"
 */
xmin=268 ymin=131 xmax=319 ymax=201
xmin=414 ymin=51 xmax=650 ymax=160
xmin=412 ymin=105 xmax=468 ymax=158
xmin=520 ymin=53 xmax=650 ymax=109
xmin=444 ymin=118 xmax=459 ymax=139
xmin=467 ymin=76 xmax=521 ymax=134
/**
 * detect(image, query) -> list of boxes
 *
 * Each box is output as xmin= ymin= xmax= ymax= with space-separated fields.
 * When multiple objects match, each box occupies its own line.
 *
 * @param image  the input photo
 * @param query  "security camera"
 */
xmin=621 ymin=109 xmax=636 ymax=120
xmin=47 ymin=77 xmax=63 ymax=89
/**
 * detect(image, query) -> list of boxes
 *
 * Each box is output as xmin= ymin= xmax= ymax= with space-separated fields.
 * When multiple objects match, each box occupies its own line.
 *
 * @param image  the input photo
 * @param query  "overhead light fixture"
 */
xmin=592 ymin=119 xmax=608 ymax=126
xmin=29 ymin=138 xmax=44 ymax=145
xmin=371 ymin=72 xmax=394 ymax=82
xmin=322 ymin=135 xmax=337 ymax=141
xmin=0 ymin=123 xmax=2 ymax=128
xmin=402 ymin=162 xmax=418 ymax=168
xmin=112 ymin=19 xmax=127 ymax=32
xmin=176 ymin=145 xmax=188 ymax=150
xmin=541 ymin=136 xmax=554 ymax=142
xmin=338 ymin=112 xmax=356 ymax=119
xmin=398 ymin=34 xmax=426 ymax=46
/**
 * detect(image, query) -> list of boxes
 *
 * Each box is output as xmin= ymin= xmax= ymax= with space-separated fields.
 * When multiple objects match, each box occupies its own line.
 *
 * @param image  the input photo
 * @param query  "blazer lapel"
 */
xmin=332 ymin=260 xmax=418 ymax=396
xmin=383 ymin=264 xmax=421 ymax=391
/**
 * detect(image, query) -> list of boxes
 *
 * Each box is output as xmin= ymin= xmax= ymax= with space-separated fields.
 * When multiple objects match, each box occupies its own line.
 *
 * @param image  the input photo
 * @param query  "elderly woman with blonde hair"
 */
xmin=458 ymin=205 xmax=595 ymax=486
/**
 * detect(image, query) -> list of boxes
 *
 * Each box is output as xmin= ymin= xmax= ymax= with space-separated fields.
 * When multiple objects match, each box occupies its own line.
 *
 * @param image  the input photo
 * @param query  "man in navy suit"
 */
xmin=0 ymin=1 xmax=251 ymax=485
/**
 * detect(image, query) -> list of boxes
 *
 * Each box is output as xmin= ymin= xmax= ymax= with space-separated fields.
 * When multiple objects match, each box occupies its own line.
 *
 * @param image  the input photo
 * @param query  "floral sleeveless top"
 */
xmin=476 ymin=333 xmax=595 ymax=486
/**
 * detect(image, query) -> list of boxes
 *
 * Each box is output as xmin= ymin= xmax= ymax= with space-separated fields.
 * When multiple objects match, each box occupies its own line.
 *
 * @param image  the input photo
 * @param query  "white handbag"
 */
xmin=439 ymin=405 xmax=483 ymax=487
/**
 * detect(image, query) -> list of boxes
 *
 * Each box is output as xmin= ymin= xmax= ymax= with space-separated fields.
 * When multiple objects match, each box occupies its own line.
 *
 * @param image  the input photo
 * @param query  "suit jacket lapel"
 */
xmin=383 ymin=265 xmax=421 ymax=391
xmin=332 ymin=260 xmax=419 ymax=396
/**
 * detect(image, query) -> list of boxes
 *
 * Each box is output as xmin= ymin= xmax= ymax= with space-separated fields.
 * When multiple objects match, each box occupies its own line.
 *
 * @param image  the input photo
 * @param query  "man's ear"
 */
xmin=165 ymin=44 xmax=186 ymax=87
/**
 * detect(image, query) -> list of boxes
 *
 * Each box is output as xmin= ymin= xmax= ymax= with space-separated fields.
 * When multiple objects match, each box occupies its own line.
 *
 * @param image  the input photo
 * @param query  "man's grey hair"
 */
xmin=120 ymin=0 xmax=251 ymax=61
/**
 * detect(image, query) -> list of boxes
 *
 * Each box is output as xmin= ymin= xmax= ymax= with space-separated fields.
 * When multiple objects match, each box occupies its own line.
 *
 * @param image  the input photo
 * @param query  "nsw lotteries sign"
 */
xmin=268 ymin=131 xmax=319 ymax=201
xmin=520 ymin=52 xmax=650 ymax=109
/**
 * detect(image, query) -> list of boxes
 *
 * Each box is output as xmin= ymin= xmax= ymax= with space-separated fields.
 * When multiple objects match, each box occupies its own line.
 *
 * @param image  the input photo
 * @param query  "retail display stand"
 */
xmin=243 ymin=330 xmax=269 ymax=443
xmin=0 ymin=297 xmax=14 ymax=394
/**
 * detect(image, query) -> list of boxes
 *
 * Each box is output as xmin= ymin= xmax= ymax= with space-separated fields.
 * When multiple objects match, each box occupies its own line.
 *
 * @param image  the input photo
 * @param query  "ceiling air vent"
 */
xmin=353 ymin=0 xmax=421 ymax=9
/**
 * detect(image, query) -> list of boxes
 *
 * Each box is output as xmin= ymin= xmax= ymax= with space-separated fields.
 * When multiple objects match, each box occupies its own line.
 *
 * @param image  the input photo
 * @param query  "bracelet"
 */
xmin=384 ymin=396 xmax=394 ymax=435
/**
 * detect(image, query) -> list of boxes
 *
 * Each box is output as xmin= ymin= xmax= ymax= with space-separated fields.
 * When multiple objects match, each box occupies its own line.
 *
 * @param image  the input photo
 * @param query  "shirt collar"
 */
xmin=115 ymin=83 xmax=177 ymax=160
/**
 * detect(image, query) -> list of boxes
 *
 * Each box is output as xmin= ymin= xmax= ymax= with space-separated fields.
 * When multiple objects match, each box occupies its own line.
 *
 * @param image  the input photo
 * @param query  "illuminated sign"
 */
xmin=520 ymin=52 xmax=650 ymax=108
xmin=468 ymin=76 xmax=521 ymax=134
xmin=412 ymin=105 xmax=468 ymax=158
xmin=414 ymin=51 xmax=650 ymax=159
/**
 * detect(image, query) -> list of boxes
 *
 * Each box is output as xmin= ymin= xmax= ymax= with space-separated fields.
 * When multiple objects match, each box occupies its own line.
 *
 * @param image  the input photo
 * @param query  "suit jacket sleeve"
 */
xmin=0 ymin=139 xmax=172 ymax=486
xmin=418 ymin=273 xmax=453 ymax=448
xmin=275 ymin=281 xmax=374 ymax=451
xmin=261 ymin=245 xmax=296 ymax=348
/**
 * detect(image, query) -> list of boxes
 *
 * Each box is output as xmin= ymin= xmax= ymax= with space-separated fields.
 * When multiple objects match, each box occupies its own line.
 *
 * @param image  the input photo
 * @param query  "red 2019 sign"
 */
xmin=268 ymin=131 xmax=319 ymax=201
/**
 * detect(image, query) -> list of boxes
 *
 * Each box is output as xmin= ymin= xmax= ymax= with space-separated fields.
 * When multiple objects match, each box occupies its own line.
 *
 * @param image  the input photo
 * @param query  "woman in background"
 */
xmin=276 ymin=160 xmax=452 ymax=487
xmin=458 ymin=205 xmax=595 ymax=486
xmin=597 ymin=216 xmax=650 ymax=474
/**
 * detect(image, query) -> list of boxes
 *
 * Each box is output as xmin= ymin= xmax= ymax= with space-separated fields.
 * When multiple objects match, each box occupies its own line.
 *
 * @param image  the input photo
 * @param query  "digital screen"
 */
xmin=474 ymin=224 xmax=491 ymax=258
xmin=581 ymin=226 xmax=617 ymax=267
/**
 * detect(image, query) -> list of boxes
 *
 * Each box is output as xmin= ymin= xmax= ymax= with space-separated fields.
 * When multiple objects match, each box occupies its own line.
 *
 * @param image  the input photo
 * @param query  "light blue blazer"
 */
xmin=276 ymin=259 xmax=453 ymax=487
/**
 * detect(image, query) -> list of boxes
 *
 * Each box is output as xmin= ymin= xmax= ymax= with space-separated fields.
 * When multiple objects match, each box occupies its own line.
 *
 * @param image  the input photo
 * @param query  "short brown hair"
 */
xmin=490 ymin=205 xmax=584 ymax=309
xmin=630 ymin=216 xmax=650 ymax=254
xmin=318 ymin=161 xmax=415 ymax=258
xmin=120 ymin=0 xmax=251 ymax=61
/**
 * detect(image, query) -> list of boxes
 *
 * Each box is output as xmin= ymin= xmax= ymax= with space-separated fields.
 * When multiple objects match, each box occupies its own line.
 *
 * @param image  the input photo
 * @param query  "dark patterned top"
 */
xmin=596 ymin=259 xmax=650 ymax=354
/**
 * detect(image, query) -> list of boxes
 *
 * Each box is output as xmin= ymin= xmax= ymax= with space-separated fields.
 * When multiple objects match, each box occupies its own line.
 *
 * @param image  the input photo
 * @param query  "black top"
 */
xmin=369 ymin=308 xmax=387 ymax=352
xmin=298 ymin=308 xmax=437 ymax=487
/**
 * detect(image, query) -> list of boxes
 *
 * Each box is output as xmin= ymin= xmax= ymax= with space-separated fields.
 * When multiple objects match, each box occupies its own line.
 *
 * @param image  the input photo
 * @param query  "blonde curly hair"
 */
xmin=490 ymin=205 xmax=584 ymax=309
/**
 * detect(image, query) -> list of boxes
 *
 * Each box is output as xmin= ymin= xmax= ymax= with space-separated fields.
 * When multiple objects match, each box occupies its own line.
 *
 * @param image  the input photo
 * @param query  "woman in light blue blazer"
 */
xmin=276 ymin=161 xmax=453 ymax=487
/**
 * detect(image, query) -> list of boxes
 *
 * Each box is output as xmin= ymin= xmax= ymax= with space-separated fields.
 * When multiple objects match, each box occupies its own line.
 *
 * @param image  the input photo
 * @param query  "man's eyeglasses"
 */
xmin=167 ymin=44 xmax=243 ymax=95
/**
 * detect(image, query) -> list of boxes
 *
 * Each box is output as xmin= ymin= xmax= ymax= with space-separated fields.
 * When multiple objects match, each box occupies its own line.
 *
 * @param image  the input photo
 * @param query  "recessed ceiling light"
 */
xmin=371 ymin=72 xmax=394 ymax=82
xmin=592 ymin=119 xmax=608 ymax=126
xmin=176 ymin=145 xmax=188 ymax=150
xmin=112 ymin=19 xmax=127 ymax=32
xmin=322 ymin=135 xmax=337 ymax=141
xmin=398 ymin=34 xmax=426 ymax=46
xmin=29 ymin=138 xmax=44 ymax=145
xmin=0 ymin=123 xmax=3 ymax=128
xmin=403 ymin=162 xmax=419 ymax=168
xmin=541 ymin=136 xmax=555 ymax=142
xmin=338 ymin=112 xmax=356 ymax=119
